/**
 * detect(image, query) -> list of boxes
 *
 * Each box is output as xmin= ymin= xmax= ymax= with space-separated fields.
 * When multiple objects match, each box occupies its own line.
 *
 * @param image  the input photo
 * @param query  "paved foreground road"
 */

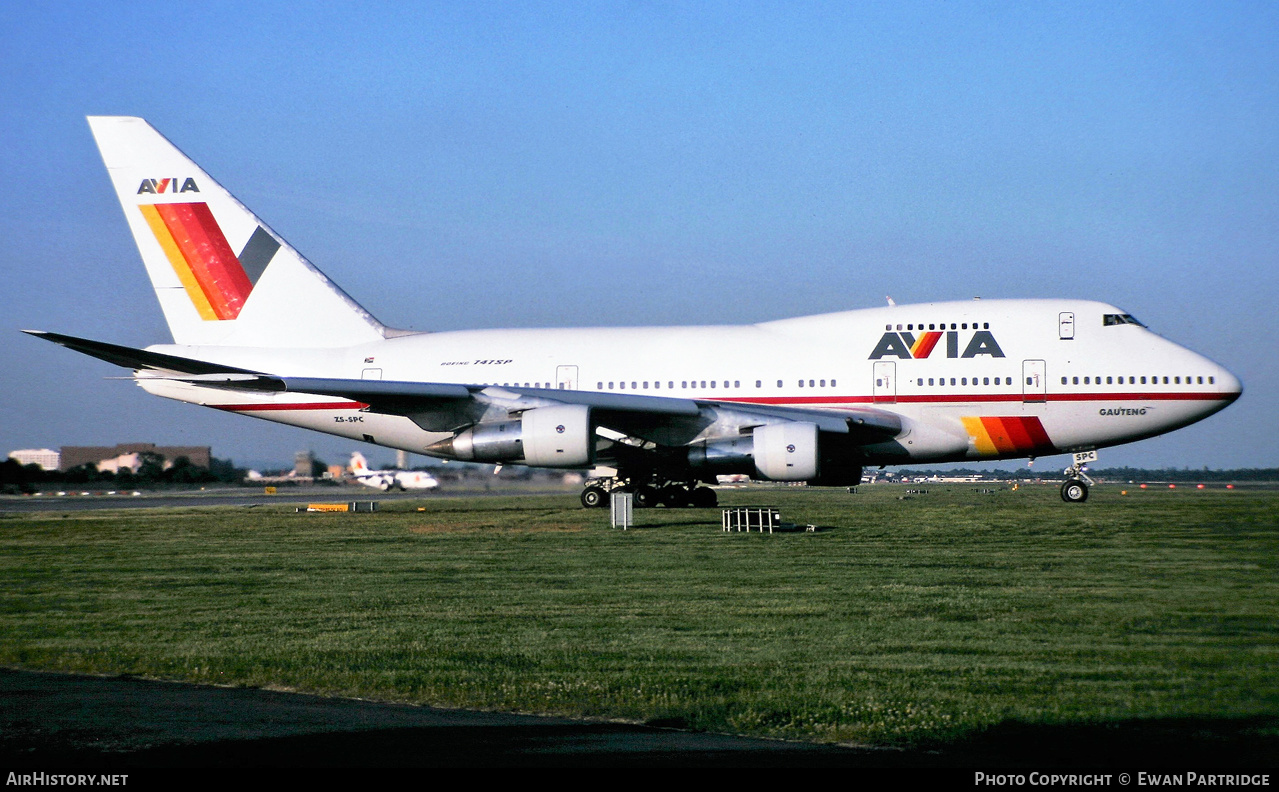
xmin=1 ymin=669 xmax=1272 ymax=770
xmin=0 ymin=669 xmax=913 ymax=768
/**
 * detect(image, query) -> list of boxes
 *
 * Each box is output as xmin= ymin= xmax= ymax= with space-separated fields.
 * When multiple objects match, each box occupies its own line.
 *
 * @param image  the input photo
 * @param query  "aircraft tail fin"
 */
xmin=87 ymin=116 xmax=390 ymax=348
xmin=349 ymin=452 xmax=370 ymax=474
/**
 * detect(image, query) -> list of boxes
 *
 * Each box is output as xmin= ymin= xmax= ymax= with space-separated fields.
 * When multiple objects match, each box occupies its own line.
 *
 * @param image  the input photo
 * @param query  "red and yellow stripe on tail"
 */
xmin=962 ymin=416 xmax=1054 ymax=456
xmin=139 ymin=202 xmax=253 ymax=320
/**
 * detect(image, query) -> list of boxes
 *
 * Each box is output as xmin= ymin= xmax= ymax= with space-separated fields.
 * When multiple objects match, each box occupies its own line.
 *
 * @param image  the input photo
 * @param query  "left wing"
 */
xmin=28 ymin=331 xmax=905 ymax=482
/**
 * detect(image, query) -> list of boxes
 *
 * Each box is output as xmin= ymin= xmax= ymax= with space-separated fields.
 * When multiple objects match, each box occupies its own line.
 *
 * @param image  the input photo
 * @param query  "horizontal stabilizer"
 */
xmin=23 ymin=330 xmax=263 ymax=377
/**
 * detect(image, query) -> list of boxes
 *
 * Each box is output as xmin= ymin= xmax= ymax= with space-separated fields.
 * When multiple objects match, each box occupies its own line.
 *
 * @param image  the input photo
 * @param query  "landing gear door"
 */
xmin=1022 ymin=359 xmax=1046 ymax=403
xmin=873 ymin=361 xmax=896 ymax=404
xmin=555 ymin=365 xmax=579 ymax=391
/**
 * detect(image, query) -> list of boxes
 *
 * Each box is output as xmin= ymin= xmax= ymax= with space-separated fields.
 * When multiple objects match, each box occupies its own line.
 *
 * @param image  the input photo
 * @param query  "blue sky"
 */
xmin=2 ymin=2 xmax=1275 ymax=470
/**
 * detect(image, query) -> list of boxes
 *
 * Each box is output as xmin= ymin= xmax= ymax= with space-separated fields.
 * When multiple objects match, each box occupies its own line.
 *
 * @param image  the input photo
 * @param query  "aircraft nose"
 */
xmin=1217 ymin=365 xmax=1243 ymax=402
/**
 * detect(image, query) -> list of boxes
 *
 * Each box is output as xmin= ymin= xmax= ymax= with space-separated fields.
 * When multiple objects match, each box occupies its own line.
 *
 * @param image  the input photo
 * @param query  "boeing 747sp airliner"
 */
xmin=27 ymin=117 xmax=1243 ymax=507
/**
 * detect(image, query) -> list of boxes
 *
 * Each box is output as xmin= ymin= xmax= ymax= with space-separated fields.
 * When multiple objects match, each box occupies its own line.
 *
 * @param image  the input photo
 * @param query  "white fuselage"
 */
xmin=137 ymin=298 xmax=1241 ymax=465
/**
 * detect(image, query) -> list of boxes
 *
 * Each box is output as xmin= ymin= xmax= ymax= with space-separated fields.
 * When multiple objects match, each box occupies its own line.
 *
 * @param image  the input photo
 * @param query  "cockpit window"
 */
xmin=1103 ymin=313 xmax=1145 ymax=327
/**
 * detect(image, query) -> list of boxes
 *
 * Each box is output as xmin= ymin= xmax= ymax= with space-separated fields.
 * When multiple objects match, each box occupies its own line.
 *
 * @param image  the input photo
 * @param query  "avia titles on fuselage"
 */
xmin=868 ymin=329 xmax=1005 ymax=360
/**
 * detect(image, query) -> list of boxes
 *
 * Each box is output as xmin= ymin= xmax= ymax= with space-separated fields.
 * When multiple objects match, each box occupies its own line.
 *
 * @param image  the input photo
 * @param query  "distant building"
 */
xmin=59 ymin=443 xmax=211 ymax=472
xmin=8 ymin=449 xmax=60 ymax=470
xmin=294 ymin=451 xmax=314 ymax=478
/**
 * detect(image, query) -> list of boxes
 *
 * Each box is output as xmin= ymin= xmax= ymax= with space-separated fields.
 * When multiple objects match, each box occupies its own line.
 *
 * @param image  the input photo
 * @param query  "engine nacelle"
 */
xmin=439 ymin=404 xmax=593 ymax=468
xmin=686 ymin=423 xmax=863 ymax=485
xmin=521 ymin=404 xmax=594 ymax=467
xmin=752 ymin=422 xmax=819 ymax=481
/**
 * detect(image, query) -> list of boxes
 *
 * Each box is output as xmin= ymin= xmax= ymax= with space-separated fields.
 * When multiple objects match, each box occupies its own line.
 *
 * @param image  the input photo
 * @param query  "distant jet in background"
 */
xmin=348 ymin=452 xmax=439 ymax=491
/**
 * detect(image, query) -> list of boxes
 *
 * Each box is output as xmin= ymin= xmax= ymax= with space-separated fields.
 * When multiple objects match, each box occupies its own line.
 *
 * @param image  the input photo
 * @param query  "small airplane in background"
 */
xmin=27 ymin=117 xmax=1242 ymax=509
xmin=348 ymin=452 xmax=439 ymax=492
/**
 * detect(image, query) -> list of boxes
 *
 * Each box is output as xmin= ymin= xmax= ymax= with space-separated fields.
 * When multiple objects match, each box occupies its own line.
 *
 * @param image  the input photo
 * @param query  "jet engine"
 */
xmin=685 ymin=422 xmax=863 ymax=486
xmin=428 ymin=404 xmax=594 ymax=468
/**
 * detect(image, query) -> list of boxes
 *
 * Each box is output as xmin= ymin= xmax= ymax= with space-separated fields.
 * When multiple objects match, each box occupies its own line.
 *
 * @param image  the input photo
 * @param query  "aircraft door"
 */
xmin=555 ymin=365 xmax=578 ymax=390
xmin=1022 ymin=359 xmax=1046 ymax=403
xmin=1059 ymin=312 xmax=1075 ymax=340
xmin=873 ymin=361 xmax=896 ymax=404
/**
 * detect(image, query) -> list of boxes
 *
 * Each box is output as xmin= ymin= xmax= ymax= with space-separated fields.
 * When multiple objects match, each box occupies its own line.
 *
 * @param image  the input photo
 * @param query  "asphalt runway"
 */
xmin=0 ymin=487 xmax=570 ymax=513
xmin=0 ymin=668 xmax=919 ymax=769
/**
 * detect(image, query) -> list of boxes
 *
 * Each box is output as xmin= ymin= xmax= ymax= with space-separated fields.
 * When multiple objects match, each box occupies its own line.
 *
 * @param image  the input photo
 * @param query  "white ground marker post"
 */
xmin=610 ymin=492 xmax=633 ymax=530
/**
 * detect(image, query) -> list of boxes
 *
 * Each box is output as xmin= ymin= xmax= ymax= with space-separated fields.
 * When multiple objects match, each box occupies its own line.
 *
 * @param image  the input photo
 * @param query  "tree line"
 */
xmin=1 ymin=453 xmax=245 ymax=493
xmin=895 ymin=466 xmax=1279 ymax=482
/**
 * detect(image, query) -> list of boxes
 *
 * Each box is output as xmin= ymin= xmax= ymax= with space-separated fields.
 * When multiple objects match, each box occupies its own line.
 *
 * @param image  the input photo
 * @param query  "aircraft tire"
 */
xmin=690 ymin=487 xmax=718 ymax=508
xmin=659 ymin=486 xmax=690 ymax=508
xmin=581 ymin=486 xmax=607 ymax=508
xmin=633 ymin=485 xmax=659 ymax=509
xmin=1061 ymin=479 xmax=1089 ymax=503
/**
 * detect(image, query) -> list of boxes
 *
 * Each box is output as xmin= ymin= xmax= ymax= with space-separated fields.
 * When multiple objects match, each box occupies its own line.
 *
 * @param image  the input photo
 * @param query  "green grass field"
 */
xmin=1 ymin=484 xmax=1276 ymax=752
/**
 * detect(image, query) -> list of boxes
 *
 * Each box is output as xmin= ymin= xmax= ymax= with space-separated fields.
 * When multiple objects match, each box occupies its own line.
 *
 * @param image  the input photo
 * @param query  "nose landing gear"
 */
xmin=1061 ymin=450 xmax=1097 ymax=503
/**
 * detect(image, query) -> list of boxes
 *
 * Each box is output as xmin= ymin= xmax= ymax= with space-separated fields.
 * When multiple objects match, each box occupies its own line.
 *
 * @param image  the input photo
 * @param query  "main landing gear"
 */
xmin=580 ymin=476 xmax=718 ymax=509
xmin=1061 ymin=450 xmax=1097 ymax=503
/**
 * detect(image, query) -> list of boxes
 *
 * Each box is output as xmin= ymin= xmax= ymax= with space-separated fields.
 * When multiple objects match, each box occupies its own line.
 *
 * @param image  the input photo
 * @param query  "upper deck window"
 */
xmin=1103 ymin=313 xmax=1145 ymax=327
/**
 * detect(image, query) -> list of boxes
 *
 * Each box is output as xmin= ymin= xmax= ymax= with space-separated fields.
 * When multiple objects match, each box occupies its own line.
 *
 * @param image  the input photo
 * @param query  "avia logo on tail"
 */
xmin=137 ymin=178 xmax=200 ymax=194
xmin=138 ymin=202 xmax=280 ymax=321
xmin=869 ymin=330 xmax=1005 ymax=360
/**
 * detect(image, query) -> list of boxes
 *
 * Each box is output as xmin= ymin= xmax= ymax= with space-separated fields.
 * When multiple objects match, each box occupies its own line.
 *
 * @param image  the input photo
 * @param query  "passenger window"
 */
xmin=1073 ymin=377 xmax=1079 ymax=385
xmin=983 ymin=377 xmax=989 ymax=385
xmin=756 ymin=380 xmax=762 ymax=388
xmin=798 ymin=380 xmax=804 ymax=388
xmin=1061 ymin=377 xmax=1067 ymax=385
xmin=831 ymin=379 xmax=837 ymax=387
xmin=777 ymin=380 xmax=783 ymax=388
xmin=1140 ymin=376 xmax=1146 ymax=384
xmin=917 ymin=378 xmax=924 ymax=386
